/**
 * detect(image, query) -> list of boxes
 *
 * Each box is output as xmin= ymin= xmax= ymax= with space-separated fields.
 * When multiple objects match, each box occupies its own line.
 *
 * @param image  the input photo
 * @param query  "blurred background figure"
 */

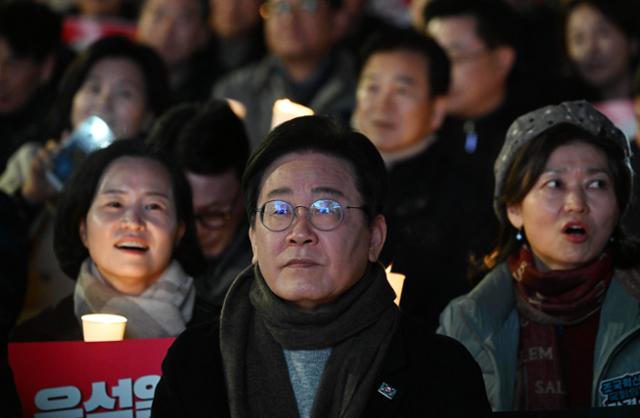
xmin=147 ymin=100 xmax=252 ymax=313
xmin=424 ymin=0 xmax=543 ymax=284
xmin=137 ymin=0 xmax=216 ymax=103
xmin=352 ymin=28 xmax=466 ymax=330
xmin=0 ymin=1 xmax=69 ymax=173
xmin=439 ymin=101 xmax=640 ymax=412
xmin=334 ymin=0 xmax=400 ymax=56
xmin=70 ymin=0 xmax=137 ymax=18
xmin=60 ymin=0 xmax=139 ymax=51
xmin=213 ymin=0 xmax=356 ymax=148
xmin=561 ymin=0 xmax=640 ymax=139
xmin=0 ymin=36 xmax=170 ymax=323
xmin=208 ymin=0 xmax=266 ymax=75
xmin=11 ymin=140 xmax=208 ymax=341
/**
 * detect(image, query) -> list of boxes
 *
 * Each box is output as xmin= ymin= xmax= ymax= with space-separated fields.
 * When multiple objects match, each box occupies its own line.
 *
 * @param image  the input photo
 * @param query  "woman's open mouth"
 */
xmin=115 ymin=240 xmax=149 ymax=253
xmin=562 ymin=222 xmax=588 ymax=243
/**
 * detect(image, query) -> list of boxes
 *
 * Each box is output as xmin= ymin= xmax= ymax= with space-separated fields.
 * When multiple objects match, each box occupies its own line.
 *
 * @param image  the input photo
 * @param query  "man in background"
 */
xmin=425 ymin=0 xmax=541 ymax=281
xmin=137 ymin=0 xmax=217 ymax=103
xmin=213 ymin=0 xmax=355 ymax=148
xmin=147 ymin=100 xmax=252 ymax=312
xmin=352 ymin=28 xmax=470 ymax=330
xmin=0 ymin=1 xmax=65 ymax=172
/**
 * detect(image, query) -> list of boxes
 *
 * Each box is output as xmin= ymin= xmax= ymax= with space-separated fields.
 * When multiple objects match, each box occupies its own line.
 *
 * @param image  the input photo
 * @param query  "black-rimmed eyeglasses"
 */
xmin=256 ymin=199 xmax=366 ymax=232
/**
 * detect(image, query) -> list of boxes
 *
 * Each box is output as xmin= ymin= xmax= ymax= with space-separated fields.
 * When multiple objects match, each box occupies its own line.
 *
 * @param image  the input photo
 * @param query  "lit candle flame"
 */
xmin=225 ymin=98 xmax=247 ymax=119
xmin=385 ymin=264 xmax=405 ymax=307
xmin=271 ymin=99 xmax=314 ymax=129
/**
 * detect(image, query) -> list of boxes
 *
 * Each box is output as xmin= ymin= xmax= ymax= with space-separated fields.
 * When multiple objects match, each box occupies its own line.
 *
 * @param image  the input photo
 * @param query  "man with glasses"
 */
xmin=152 ymin=115 xmax=490 ymax=417
xmin=147 ymin=99 xmax=251 ymax=312
xmin=424 ymin=0 xmax=544 ymax=283
xmin=212 ymin=0 xmax=356 ymax=148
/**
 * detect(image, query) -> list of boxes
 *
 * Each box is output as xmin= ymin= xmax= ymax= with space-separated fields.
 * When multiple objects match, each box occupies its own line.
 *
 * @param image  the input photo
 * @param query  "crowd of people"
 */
xmin=2 ymin=0 xmax=640 ymax=416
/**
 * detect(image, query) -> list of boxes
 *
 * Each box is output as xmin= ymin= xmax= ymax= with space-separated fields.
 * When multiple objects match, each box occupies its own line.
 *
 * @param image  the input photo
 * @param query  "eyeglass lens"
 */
xmin=260 ymin=199 xmax=344 ymax=231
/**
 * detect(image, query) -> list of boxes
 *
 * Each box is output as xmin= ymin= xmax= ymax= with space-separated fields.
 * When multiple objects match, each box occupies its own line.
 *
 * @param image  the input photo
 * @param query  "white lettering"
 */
xmin=524 ymin=347 xmax=554 ymax=362
xmin=534 ymin=380 xmax=565 ymax=394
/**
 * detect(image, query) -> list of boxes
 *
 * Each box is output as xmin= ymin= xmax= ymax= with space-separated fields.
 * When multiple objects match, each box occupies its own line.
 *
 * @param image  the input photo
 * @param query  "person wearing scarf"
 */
xmin=152 ymin=116 xmax=491 ymax=417
xmin=438 ymin=101 xmax=640 ymax=412
xmin=11 ymin=140 xmax=210 ymax=341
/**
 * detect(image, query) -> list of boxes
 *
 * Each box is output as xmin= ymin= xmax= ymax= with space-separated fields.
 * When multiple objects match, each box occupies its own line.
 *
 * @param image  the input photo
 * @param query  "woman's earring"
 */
xmin=516 ymin=228 xmax=524 ymax=242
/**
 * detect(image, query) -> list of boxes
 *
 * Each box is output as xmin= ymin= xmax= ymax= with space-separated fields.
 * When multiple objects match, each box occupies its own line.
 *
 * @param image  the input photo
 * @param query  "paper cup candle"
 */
xmin=81 ymin=314 xmax=127 ymax=342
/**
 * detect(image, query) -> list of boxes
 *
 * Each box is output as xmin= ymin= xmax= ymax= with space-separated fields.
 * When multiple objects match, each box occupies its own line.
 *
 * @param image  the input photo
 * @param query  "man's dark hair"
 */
xmin=358 ymin=28 xmax=450 ymax=98
xmin=45 ymin=35 xmax=171 ymax=139
xmin=146 ymin=99 xmax=250 ymax=180
xmin=54 ymin=139 xmax=205 ymax=279
xmin=0 ymin=1 xmax=62 ymax=62
xmin=242 ymin=116 xmax=387 ymax=225
xmin=424 ymin=0 xmax=520 ymax=49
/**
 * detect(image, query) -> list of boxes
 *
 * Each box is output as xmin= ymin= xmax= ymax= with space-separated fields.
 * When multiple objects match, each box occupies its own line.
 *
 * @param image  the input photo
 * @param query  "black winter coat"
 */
xmin=151 ymin=313 xmax=491 ymax=417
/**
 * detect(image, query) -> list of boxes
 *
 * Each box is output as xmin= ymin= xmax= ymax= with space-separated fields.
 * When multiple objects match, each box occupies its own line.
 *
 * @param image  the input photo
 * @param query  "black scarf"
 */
xmin=220 ymin=262 xmax=398 ymax=418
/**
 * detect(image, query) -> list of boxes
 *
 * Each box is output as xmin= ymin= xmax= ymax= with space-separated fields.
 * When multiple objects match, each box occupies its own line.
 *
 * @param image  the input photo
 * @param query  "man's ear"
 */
xmin=248 ymin=225 xmax=258 ymax=264
xmin=506 ymin=204 xmax=523 ymax=230
xmin=367 ymin=214 xmax=387 ymax=262
xmin=493 ymin=45 xmax=516 ymax=80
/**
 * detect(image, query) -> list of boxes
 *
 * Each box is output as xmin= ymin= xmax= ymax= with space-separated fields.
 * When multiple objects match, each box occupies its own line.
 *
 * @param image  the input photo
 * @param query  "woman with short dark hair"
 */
xmin=11 ymin=140 xmax=207 ymax=341
xmin=0 ymin=35 xmax=171 ymax=319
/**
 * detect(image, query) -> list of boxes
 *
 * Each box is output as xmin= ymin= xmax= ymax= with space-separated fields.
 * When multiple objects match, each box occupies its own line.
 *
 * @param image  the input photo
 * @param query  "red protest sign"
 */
xmin=8 ymin=338 xmax=174 ymax=417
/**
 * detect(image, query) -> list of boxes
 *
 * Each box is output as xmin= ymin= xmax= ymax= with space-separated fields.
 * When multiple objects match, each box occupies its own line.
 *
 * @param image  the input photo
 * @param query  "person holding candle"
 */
xmin=0 ymin=35 xmax=171 ymax=320
xmin=438 ymin=100 xmax=640 ymax=411
xmin=212 ymin=0 xmax=357 ymax=148
xmin=11 ymin=140 xmax=211 ymax=341
xmin=152 ymin=115 xmax=490 ymax=417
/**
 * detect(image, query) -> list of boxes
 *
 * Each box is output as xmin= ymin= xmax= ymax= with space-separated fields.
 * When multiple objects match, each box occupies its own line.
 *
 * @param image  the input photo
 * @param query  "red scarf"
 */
xmin=508 ymin=247 xmax=613 ymax=410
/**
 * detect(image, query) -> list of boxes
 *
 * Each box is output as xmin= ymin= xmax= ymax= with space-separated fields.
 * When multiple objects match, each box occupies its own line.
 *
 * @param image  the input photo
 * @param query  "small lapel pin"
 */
xmin=377 ymin=382 xmax=398 ymax=400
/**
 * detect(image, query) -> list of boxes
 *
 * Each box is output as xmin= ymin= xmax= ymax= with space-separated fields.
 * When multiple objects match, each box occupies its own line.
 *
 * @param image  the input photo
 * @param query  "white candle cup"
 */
xmin=385 ymin=266 xmax=406 ymax=307
xmin=81 ymin=314 xmax=127 ymax=342
xmin=271 ymin=99 xmax=314 ymax=129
